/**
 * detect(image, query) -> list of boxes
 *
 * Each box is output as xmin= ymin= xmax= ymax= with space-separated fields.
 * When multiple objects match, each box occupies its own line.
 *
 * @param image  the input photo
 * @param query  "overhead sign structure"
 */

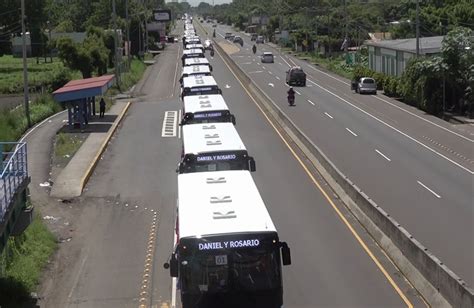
xmin=153 ymin=9 xmax=171 ymax=22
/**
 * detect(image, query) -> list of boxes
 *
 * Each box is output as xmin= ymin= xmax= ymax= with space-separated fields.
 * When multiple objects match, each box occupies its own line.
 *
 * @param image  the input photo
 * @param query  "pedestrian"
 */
xmin=99 ymin=97 xmax=106 ymax=118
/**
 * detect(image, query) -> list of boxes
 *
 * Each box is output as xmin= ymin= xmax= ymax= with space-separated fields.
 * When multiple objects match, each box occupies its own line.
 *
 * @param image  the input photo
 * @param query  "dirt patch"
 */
xmin=218 ymin=41 xmax=240 ymax=55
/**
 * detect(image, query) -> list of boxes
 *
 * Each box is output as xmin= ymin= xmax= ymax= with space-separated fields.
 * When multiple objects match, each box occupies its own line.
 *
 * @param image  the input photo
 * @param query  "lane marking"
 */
xmin=278 ymin=62 xmax=283 ymax=66
xmin=307 ymin=99 xmax=315 ymax=106
xmin=372 ymin=96 xmax=473 ymax=143
xmin=295 ymin=90 xmax=301 ymax=95
xmin=172 ymin=44 xmax=181 ymax=97
xmin=275 ymin=76 xmax=281 ymax=80
xmin=307 ymin=78 xmax=474 ymax=174
xmin=268 ymin=83 xmax=275 ymax=88
xmin=280 ymin=56 xmax=292 ymax=67
xmin=268 ymin=71 xmax=273 ymax=75
xmin=214 ymin=45 xmax=413 ymax=307
xmin=375 ymin=149 xmax=392 ymax=162
xmin=67 ymin=248 xmax=90 ymax=301
xmin=324 ymin=112 xmax=334 ymax=119
xmin=417 ymin=181 xmax=442 ymax=199
xmin=217 ymin=32 xmax=224 ymax=38
xmin=288 ymin=57 xmax=297 ymax=66
xmin=248 ymin=70 xmax=263 ymax=74
xmin=161 ymin=111 xmax=178 ymax=137
xmin=346 ymin=128 xmax=358 ymax=137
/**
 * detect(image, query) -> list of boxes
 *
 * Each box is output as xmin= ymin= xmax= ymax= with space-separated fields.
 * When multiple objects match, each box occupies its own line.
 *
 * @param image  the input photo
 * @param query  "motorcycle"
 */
xmin=288 ymin=96 xmax=295 ymax=106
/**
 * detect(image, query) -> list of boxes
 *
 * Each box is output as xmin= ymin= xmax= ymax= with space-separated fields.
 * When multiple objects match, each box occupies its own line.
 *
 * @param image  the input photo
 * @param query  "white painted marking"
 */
xmin=248 ymin=70 xmax=264 ymax=74
xmin=288 ymin=57 xmax=297 ymax=66
xmin=307 ymin=99 xmax=315 ymax=106
xmin=67 ymin=249 xmax=90 ymax=300
xmin=268 ymin=83 xmax=275 ymax=88
xmin=278 ymin=62 xmax=283 ymax=66
xmin=375 ymin=149 xmax=391 ymax=162
xmin=324 ymin=112 xmax=333 ymax=119
xmin=275 ymin=76 xmax=281 ymax=80
xmin=239 ymin=62 xmax=252 ymax=65
xmin=346 ymin=128 xmax=358 ymax=137
xmin=161 ymin=111 xmax=178 ymax=137
xmin=225 ymin=84 xmax=231 ymax=89
xmin=217 ymin=32 xmax=224 ymax=38
xmin=172 ymin=44 xmax=181 ymax=95
xmin=268 ymin=71 xmax=273 ymax=75
xmin=371 ymin=96 xmax=473 ymax=143
xmin=280 ymin=56 xmax=292 ymax=67
xmin=295 ymin=90 xmax=301 ymax=95
xmin=262 ymin=66 xmax=266 ymax=70
xmin=252 ymin=58 xmax=256 ymax=62
xmin=417 ymin=181 xmax=442 ymax=198
xmin=19 ymin=110 xmax=67 ymax=143
xmin=307 ymin=78 xmax=474 ymax=175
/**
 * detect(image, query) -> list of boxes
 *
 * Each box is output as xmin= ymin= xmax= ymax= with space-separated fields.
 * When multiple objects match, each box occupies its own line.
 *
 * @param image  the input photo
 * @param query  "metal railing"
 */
xmin=1 ymin=142 xmax=28 ymax=223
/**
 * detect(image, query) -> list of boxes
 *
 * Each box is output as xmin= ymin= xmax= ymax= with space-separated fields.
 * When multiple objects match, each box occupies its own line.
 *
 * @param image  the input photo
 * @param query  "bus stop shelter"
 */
xmin=53 ymin=75 xmax=115 ymax=129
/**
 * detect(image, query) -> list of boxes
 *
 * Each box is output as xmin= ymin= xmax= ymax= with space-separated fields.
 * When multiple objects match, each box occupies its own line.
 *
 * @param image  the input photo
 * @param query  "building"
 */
xmin=365 ymin=36 xmax=444 ymax=77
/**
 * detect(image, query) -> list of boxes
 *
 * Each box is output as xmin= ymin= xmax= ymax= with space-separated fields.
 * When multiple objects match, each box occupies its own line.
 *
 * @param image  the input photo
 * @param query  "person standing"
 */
xmin=99 ymin=97 xmax=106 ymax=118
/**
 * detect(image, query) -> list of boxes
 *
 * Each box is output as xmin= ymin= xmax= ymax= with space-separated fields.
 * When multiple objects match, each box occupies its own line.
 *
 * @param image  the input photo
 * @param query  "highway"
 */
xmin=202 ymin=22 xmax=474 ymax=287
xmin=41 ymin=21 xmax=429 ymax=307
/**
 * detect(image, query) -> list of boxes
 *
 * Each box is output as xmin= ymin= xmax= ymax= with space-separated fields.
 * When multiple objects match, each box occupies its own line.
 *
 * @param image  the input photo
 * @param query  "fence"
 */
xmin=0 ymin=142 xmax=28 ymax=223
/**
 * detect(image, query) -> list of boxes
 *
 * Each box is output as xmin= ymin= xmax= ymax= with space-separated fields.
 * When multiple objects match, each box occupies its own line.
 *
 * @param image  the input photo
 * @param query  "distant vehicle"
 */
xmin=224 ymin=32 xmax=233 ymax=39
xmin=212 ymin=24 xmax=217 ymax=28
xmin=351 ymin=77 xmax=377 ymax=94
xmin=233 ymin=36 xmax=243 ymax=46
xmin=251 ymin=33 xmax=258 ymax=41
xmin=256 ymin=35 xmax=264 ymax=44
xmin=286 ymin=66 xmax=306 ymax=86
xmin=261 ymin=52 xmax=274 ymax=63
xmin=204 ymin=39 xmax=213 ymax=50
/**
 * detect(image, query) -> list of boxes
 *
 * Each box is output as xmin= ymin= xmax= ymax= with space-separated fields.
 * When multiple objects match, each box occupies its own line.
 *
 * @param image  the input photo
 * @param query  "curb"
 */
xmin=79 ymin=101 xmax=132 ymax=191
xmin=212 ymin=37 xmax=473 ymax=308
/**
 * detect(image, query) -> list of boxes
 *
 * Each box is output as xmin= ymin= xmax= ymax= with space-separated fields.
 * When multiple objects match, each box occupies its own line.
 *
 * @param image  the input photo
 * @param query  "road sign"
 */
xmin=153 ymin=9 xmax=171 ymax=22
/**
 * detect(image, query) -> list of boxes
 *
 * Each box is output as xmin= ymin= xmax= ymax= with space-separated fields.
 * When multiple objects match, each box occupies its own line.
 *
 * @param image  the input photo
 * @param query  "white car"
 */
xmin=261 ymin=52 xmax=274 ymax=63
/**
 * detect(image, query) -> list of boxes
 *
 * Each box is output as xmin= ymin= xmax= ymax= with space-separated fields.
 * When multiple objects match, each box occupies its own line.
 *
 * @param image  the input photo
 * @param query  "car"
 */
xmin=351 ymin=77 xmax=377 ymax=94
xmin=233 ymin=36 xmax=243 ymax=46
xmin=224 ymin=32 xmax=233 ymax=39
xmin=261 ymin=52 xmax=274 ymax=63
xmin=256 ymin=35 xmax=264 ymax=44
xmin=251 ymin=33 xmax=258 ymax=41
xmin=212 ymin=24 xmax=217 ymax=27
xmin=286 ymin=66 xmax=306 ymax=86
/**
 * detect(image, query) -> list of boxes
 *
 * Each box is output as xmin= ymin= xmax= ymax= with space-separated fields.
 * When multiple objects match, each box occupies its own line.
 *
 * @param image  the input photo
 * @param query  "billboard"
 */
xmin=153 ymin=9 xmax=171 ymax=22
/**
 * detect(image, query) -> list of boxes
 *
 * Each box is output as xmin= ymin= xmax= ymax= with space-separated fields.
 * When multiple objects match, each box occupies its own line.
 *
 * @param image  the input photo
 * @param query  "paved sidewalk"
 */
xmin=50 ymin=100 xmax=130 ymax=199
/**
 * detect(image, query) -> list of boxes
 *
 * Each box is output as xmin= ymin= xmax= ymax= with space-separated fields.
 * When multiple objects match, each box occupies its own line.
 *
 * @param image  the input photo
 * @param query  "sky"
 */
xmin=166 ymin=0 xmax=232 ymax=6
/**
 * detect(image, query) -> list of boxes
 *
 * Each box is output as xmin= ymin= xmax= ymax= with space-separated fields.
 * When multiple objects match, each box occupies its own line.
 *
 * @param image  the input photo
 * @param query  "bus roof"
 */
xmin=184 ymin=57 xmax=210 ymax=66
xmin=185 ymin=43 xmax=204 ymax=49
xmin=182 ymin=122 xmax=246 ymax=155
xmin=182 ymin=48 xmax=204 ymax=55
xmin=183 ymin=94 xmax=229 ymax=114
xmin=182 ymin=65 xmax=211 ymax=76
xmin=182 ymin=75 xmax=218 ymax=89
xmin=178 ymin=170 xmax=277 ymax=239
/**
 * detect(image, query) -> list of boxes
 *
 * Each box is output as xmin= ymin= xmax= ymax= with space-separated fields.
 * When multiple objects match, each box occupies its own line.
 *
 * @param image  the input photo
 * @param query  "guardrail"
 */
xmin=211 ymin=37 xmax=474 ymax=308
xmin=1 ymin=142 xmax=28 ymax=223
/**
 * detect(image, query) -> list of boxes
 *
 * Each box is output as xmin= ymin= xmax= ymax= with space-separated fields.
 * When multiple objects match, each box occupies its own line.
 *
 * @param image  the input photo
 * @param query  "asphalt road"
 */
xmin=41 ymin=22 xmax=427 ymax=307
xmin=203 ymin=22 xmax=474 ymax=287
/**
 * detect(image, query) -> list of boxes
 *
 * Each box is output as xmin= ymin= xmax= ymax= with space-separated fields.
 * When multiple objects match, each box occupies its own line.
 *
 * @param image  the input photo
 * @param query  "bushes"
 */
xmin=352 ymin=65 xmax=402 ymax=96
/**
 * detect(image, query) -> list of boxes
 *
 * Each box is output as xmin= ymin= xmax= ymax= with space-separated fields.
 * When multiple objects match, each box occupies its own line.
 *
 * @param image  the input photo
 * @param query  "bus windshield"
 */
xmin=180 ymin=246 xmax=281 ymax=294
xmin=182 ymin=110 xmax=232 ymax=125
xmin=182 ymin=86 xmax=221 ymax=98
xmin=180 ymin=151 xmax=250 ymax=173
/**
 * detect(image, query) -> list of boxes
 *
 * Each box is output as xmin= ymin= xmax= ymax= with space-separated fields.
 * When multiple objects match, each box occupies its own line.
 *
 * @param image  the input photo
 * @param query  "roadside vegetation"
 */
xmin=54 ymin=133 xmax=85 ymax=160
xmin=0 ymin=212 xmax=57 ymax=307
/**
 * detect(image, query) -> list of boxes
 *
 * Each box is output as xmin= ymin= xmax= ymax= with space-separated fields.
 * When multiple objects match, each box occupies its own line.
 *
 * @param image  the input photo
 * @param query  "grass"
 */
xmin=54 ymin=133 xmax=84 ymax=159
xmin=0 ymin=212 xmax=57 ymax=307
xmin=0 ymin=94 xmax=63 ymax=142
xmin=0 ymin=55 xmax=81 ymax=94
xmin=107 ymin=57 xmax=146 ymax=96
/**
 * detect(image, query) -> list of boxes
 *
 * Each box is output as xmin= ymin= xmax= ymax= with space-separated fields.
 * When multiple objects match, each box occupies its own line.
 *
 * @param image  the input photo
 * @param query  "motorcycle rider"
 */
xmin=287 ymin=87 xmax=295 ymax=106
xmin=252 ymin=44 xmax=257 ymax=54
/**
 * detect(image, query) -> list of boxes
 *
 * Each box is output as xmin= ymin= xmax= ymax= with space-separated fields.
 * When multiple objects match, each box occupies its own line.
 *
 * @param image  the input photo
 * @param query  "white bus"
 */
xmin=184 ymin=57 xmax=212 ymax=72
xmin=181 ymin=75 xmax=221 ymax=99
xmin=178 ymin=123 xmax=256 ymax=173
xmin=180 ymin=65 xmax=212 ymax=85
xmin=165 ymin=170 xmax=291 ymax=308
xmin=181 ymin=48 xmax=205 ymax=65
xmin=185 ymin=43 xmax=204 ymax=50
xmin=181 ymin=94 xmax=236 ymax=125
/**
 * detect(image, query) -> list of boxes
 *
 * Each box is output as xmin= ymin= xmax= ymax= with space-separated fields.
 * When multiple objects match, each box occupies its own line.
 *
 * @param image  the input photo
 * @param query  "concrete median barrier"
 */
xmin=212 ymin=37 xmax=474 ymax=308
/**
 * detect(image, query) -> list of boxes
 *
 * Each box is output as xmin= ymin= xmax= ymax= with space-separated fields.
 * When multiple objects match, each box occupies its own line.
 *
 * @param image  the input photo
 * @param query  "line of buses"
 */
xmin=164 ymin=15 xmax=291 ymax=308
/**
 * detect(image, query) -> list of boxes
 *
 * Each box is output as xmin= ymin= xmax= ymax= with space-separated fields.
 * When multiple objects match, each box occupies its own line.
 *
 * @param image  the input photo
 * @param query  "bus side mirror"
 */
xmin=281 ymin=242 xmax=291 ymax=266
xmin=231 ymin=115 xmax=236 ymax=125
xmin=164 ymin=253 xmax=179 ymax=277
xmin=176 ymin=163 xmax=184 ymax=173
xmin=249 ymin=157 xmax=256 ymax=172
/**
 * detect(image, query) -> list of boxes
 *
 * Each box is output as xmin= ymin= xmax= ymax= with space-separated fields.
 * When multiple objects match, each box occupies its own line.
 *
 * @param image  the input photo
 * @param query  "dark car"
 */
xmin=286 ymin=66 xmax=306 ymax=86
xmin=251 ymin=33 xmax=258 ymax=41
xmin=224 ymin=32 xmax=233 ymax=39
xmin=233 ymin=36 xmax=243 ymax=46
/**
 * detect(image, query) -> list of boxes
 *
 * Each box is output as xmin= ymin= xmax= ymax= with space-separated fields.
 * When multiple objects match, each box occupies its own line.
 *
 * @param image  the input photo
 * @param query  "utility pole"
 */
xmin=21 ymin=0 xmax=31 ymax=128
xmin=344 ymin=0 xmax=348 ymax=54
xmin=416 ymin=0 xmax=420 ymax=56
xmin=112 ymin=0 xmax=120 ymax=89
xmin=126 ymin=0 xmax=131 ymax=68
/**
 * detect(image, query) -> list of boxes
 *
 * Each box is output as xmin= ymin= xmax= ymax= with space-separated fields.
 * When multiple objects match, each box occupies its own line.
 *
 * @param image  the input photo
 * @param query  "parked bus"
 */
xmin=178 ymin=122 xmax=255 ymax=173
xmin=180 ymin=65 xmax=212 ymax=85
xmin=181 ymin=94 xmax=236 ymax=125
xmin=165 ymin=170 xmax=291 ymax=308
xmin=181 ymin=75 xmax=221 ymax=99
xmin=184 ymin=57 xmax=213 ymax=72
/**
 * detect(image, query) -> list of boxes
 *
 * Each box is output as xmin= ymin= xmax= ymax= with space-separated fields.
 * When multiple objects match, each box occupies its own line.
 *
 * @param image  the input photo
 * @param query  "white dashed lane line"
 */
xmin=417 ymin=181 xmax=442 ymax=199
xmin=375 ymin=149 xmax=391 ymax=162
xmin=295 ymin=90 xmax=301 ymax=95
xmin=307 ymin=99 xmax=315 ymax=106
xmin=324 ymin=112 xmax=334 ymax=119
xmin=346 ymin=128 xmax=358 ymax=137
xmin=275 ymin=76 xmax=281 ymax=80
